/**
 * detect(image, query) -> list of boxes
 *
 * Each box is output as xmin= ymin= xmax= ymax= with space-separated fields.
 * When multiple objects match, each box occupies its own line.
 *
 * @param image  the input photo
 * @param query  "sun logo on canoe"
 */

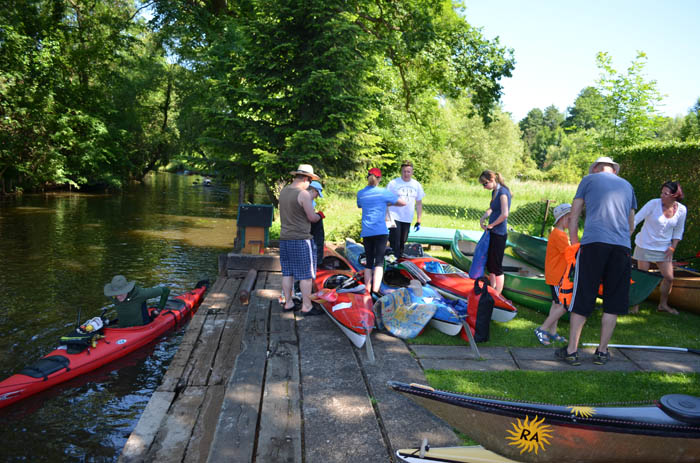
xmin=568 ymin=405 xmax=596 ymax=418
xmin=506 ymin=415 xmax=553 ymax=455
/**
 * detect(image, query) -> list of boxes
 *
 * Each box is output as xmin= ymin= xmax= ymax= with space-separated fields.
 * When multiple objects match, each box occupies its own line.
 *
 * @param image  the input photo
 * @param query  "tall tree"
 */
xmin=595 ymin=51 xmax=664 ymax=151
xmin=563 ymin=86 xmax=605 ymax=131
xmin=150 ymin=0 xmax=515 ymax=199
xmin=680 ymin=98 xmax=700 ymax=141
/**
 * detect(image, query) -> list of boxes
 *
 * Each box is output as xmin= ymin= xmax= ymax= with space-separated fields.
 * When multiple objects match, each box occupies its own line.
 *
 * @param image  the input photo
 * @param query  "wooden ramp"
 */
xmin=119 ymin=270 xmax=458 ymax=463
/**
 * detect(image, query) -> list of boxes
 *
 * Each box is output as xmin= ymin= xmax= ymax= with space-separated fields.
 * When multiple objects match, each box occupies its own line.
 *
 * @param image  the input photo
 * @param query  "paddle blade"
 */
xmin=311 ymin=288 xmax=338 ymax=303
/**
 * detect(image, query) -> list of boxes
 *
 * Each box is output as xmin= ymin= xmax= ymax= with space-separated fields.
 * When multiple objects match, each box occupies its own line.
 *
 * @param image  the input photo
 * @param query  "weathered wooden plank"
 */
xmin=206 ymin=272 xmax=271 ymax=463
xmin=297 ymin=314 xmax=389 ymax=462
xmin=207 ymin=298 xmax=248 ymax=386
xmin=183 ymin=384 xmax=226 ymax=463
xmin=361 ymin=332 xmax=460 ymax=452
xmin=179 ymin=278 xmax=241 ymax=387
xmin=255 ymin=276 xmax=301 ymax=462
xmin=158 ymin=277 xmax=229 ymax=392
xmin=225 ymin=252 xmax=281 ymax=272
xmin=118 ymin=391 xmax=175 ymax=463
xmin=147 ymin=386 xmax=208 ymax=463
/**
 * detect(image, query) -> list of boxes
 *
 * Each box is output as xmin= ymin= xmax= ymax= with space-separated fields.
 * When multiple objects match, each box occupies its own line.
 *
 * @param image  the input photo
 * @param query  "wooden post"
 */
xmin=239 ymin=269 xmax=258 ymax=305
xmin=540 ymin=199 xmax=552 ymax=237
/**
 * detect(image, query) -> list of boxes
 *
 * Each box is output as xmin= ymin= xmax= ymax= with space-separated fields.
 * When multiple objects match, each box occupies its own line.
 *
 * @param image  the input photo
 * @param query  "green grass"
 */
xmin=268 ymin=178 xmax=580 ymax=241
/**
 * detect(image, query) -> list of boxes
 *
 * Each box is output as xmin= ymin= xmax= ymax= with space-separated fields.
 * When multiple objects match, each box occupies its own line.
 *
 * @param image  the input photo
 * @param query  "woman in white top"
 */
xmin=631 ymin=181 xmax=687 ymax=314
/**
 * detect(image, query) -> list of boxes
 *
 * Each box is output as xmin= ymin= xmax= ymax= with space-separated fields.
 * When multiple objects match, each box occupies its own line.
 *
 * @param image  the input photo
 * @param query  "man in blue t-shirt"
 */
xmin=357 ymin=168 xmax=406 ymax=297
xmin=556 ymin=156 xmax=637 ymax=367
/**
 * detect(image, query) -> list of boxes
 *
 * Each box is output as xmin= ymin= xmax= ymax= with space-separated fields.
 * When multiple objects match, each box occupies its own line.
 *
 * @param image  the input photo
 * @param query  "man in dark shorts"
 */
xmin=279 ymin=164 xmax=324 ymax=315
xmin=557 ymin=156 xmax=637 ymax=366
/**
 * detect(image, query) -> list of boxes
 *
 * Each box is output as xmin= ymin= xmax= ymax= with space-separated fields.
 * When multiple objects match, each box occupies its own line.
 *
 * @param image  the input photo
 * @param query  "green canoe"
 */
xmin=507 ymin=229 xmax=662 ymax=307
xmin=451 ymin=230 xmax=552 ymax=312
xmin=406 ymin=226 xmax=457 ymax=247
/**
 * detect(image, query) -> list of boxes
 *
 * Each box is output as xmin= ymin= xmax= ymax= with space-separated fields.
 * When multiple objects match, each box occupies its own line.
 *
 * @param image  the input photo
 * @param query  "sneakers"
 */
xmin=555 ymin=347 xmax=581 ymax=366
xmin=593 ymin=349 xmax=611 ymax=365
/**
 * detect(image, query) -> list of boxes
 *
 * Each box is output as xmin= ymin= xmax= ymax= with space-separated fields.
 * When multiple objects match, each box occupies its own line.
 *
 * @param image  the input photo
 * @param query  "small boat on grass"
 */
xmin=453 ymin=230 xmax=664 ymax=314
xmin=647 ymin=266 xmax=700 ymax=315
xmin=389 ymin=381 xmax=700 ymax=463
xmin=0 ymin=281 xmax=209 ymax=410
xmin=343 ymin=240 xmax=462 ymax=336
xmin=313 ymin=246 xmax=375 ymax=348
xmin=403 ymin=255 xmax=518 ymax=323
xmin=406 ymin=226 xmax=458 ymax=247
xmin=452 ymin=230 xmax=552 ymax=313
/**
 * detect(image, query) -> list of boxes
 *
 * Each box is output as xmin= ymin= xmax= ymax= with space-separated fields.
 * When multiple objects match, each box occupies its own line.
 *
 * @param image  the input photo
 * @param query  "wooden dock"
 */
xmin=119 ymin=252 xmax=458 ymax=463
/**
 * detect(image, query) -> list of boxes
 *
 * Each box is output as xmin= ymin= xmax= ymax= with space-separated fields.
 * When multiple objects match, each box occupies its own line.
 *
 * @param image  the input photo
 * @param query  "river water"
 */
xmin=0 ymin=173 xmax=247 ymax=462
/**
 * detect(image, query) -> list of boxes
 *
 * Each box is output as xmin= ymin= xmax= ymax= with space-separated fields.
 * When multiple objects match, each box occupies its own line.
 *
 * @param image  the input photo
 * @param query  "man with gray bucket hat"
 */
xmin=104 ymin=275 xmax=171 ymax=327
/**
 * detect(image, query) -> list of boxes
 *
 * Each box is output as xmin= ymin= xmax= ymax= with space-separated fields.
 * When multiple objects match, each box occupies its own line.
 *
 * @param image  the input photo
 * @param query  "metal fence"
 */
xmin=423 ymin=199 xmax=555 ymax=237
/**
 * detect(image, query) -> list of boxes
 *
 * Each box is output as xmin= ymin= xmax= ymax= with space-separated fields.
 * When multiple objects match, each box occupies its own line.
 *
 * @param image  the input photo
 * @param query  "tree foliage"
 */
xmin=0 ymin=0 xmax=175 ymax=193
xmin=149 ymin=0 xmax=515 ymax=200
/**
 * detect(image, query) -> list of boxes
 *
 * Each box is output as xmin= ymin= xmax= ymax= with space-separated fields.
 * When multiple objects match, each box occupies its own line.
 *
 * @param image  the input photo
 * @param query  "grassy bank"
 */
xmin=270 ymin=178 xmax=579 ymax=241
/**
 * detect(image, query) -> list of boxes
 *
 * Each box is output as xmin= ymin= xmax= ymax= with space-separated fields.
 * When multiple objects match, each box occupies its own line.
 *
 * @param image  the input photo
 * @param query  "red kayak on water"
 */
xmin=0 ymin=280 xmax=208 ymax=410
xmin=313 ymin=246 xmax=375 ymax=349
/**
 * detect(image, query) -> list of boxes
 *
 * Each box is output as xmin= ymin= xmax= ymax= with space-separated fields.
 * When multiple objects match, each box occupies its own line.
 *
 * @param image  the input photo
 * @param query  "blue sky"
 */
xmin=463 ymin=0 xmax=700 ymax=122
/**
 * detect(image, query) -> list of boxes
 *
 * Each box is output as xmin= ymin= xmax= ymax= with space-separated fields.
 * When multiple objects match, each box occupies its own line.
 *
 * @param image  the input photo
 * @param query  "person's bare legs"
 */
xmin=598 ymin=313 xmax=617 ymax=352
xmin=629 ymin=260 xmax=650 ymax=314
xmin=541 ymin=302 xmax=567 ymax=335
xmin=372 ymin=266 xmax=384 ymax=293
xmin=299 ymin=278 xmax=313 ymax=312
xmin=566 ymin=312 xmax=587 ymax=354
xmin=364 ymin=268 xmax=372 ymax=292
xmin=493 ymin=274 xmax=504 ymax=295
xmin=657 ymin=260 xmax=678 ymax=314
xmin=282 ymin=275 xmax=295 ymax=310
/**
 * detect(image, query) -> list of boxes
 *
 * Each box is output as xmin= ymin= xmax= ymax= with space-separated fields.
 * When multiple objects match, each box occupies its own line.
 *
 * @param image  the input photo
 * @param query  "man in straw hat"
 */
xmin=104 ymin=275 xmax=171 ymax=327
xmin=556 ymin=156 xmax=637 ymax=366
xmin=279 ymin=164 xmax=324 ymax=315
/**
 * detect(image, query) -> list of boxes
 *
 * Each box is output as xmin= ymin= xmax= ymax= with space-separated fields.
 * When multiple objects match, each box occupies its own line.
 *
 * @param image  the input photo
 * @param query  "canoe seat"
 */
xmin=20 ymin=355 xmax=70 ymax=380
xmin=660 ymin=394 xmax=700 ymax=424
xmin=457 ymin=242 xmax=474 ymax=256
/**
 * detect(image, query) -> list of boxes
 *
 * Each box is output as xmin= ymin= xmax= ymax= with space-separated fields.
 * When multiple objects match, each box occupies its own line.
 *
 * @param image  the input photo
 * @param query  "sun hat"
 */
xmin=368 ymin=167 xmax=382 ymax=178
xmin=309 ymin=180 xmax=324 ymax=198
xmin=552 ymin=203 xmax=572 ymax=225
xmin=289 ymin=164 xmax=320 ymax=180
xmin=104 ymin=275 xmax=135 ymax=297
xmin=589 ymin=156 xmax=620 ymax=174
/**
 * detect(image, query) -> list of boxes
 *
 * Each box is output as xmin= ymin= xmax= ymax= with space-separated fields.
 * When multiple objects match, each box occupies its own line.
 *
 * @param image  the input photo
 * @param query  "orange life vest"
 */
xmin=558 ymin=243 xmax=634 ymax=308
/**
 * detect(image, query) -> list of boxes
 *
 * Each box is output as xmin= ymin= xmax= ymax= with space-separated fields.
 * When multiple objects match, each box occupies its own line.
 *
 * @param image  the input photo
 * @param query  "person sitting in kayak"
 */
xmin=104 ymin=275 xmax=170 ymax=327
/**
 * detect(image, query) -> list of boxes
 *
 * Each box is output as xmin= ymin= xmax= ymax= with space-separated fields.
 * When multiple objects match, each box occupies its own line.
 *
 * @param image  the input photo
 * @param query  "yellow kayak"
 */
xmin=397 ymin=444 xmax=520 ymax=463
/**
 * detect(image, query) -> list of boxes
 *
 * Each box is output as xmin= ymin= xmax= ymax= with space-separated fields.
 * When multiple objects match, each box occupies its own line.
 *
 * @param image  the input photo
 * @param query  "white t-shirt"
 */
xmin=634 ymin=198 xmax=686 ymax=251
xmin=387 ymin=177 xmax=425 ymax=223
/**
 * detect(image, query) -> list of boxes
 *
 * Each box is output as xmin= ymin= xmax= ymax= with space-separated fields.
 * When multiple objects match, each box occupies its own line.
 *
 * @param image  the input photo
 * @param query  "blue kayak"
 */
xmin=344 ymin=240 xmax=462 ymax=336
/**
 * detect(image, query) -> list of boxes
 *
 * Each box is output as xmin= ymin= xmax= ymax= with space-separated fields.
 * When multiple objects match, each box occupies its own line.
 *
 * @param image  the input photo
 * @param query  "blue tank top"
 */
xmin=489 ymin=185 xmax=511 ymax=236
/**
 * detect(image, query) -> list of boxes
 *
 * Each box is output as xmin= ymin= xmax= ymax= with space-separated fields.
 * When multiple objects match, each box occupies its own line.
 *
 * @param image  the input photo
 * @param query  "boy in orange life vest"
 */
xmin=534 ymin=203 xmax=572 ymax=345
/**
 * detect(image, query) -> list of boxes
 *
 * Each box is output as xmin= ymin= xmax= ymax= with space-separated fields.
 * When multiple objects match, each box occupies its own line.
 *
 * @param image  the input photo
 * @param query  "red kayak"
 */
xmin=403 ymin=256 xmax=518 ymax=323
xmin=314 ymin=246 xmax=375 ymax=348
xmin=0 ymin=281 xmax=208 ymax=409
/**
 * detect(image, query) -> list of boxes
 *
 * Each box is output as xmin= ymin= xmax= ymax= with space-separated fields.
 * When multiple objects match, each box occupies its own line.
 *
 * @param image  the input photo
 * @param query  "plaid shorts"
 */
xmin=280 ymin=239 xmax=317 ymax=280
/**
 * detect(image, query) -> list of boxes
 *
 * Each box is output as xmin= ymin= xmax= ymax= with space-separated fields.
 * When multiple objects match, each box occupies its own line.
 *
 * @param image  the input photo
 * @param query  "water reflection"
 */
xmin=0 ymin=173 xmax=250 ymax=462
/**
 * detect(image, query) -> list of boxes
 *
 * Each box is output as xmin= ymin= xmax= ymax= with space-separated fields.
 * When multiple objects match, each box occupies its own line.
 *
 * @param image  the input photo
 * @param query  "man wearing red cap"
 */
xmin=357 ymin=168 xmax=406 ymax=297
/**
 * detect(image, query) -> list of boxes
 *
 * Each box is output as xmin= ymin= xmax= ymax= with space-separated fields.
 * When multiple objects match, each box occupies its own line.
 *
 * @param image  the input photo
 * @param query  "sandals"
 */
xmin=548 ymin=332 xmax=568 ymax=343
xmin=534 ymin=328 xmax=551 ymax=346
xmin=535 ymin=327 xmax=568 ymax=345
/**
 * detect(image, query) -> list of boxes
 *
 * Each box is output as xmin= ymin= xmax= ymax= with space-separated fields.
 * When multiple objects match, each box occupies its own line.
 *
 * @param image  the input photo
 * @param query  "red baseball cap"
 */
xmin=368 ymin=167 xmax=382 ymax=178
